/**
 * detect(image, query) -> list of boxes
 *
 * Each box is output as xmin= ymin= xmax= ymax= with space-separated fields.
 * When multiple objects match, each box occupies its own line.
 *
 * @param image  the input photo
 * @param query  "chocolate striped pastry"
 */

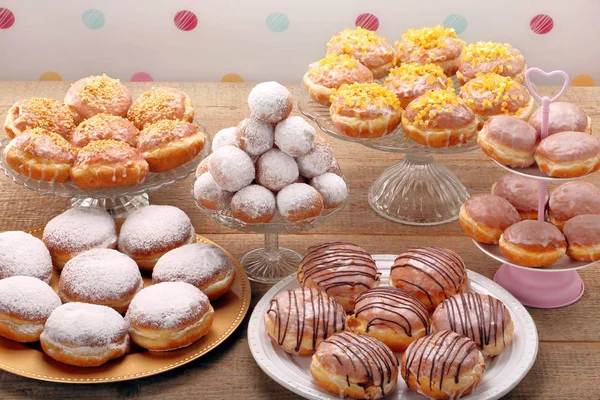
xmin=264 ymin=287 xmax=346 ymax=355
xmin=432 ymin=293 xmax=514 ymax=357
xmin=401 ymin=330 xmax=485 ymax=400
xmin=389 ymin=247 xmax=468 ymax=312
xmin=310 ymin=331 xmax=399 ymax=400
xmin=298 ymin=242 xmax=380 ymax=312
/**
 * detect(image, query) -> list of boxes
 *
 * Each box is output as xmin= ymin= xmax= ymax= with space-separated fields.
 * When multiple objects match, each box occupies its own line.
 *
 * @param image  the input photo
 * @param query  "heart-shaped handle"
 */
xmin=525 ymin=67 xmax=570 ymax=103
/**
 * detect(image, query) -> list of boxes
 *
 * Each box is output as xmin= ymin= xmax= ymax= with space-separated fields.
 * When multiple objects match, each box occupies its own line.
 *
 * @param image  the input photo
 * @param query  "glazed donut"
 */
xmin=563 ymin=214 xmax=600 ymax=261
xmin=459 ymin=194 xmax=520 ymax=244
xmin=296 ymin=138 xmax=334 ymax=178
xmin=276 ymin=183 xmax=324 ymax=223
xmin=70 ymin=140 xmax=149 ymax=188
xmin=235 ymin=117 xmax=274 ymax=157
xmin=402 ymin=331 xmax=485 ymax=400
xmin=477 ymin=116 xmax=539 ymax=168
xmin=65 ymin=74 xmax=132 ymax=120
xmin=329 ymin=83 xmax=402 ymax=139
xmin=548 ymin=182 xmax=600 ymax=230
xmin=303 ymin=54 xmax=374 ymax=106
xmin=118 ymin=205 xmax=196 ymax=270
xmin=347 ymin=287 xmax=431 ymax=352
xmin=4 ymin=97 xmax=75 ymax=139
xmin=125 ymin=282 xmax=214 ymax=351
xmin=491 ymin=173 xmax=547 ymax=220
xmin=42 ymin=207 xmax=118 ymax=270
xmin=384 ymin=63 xmax=453 ymax=108
xmin=459 ymin=73 xmax=534 ymax=124
xmin=310 ymin=331 xmax=398 ymax=400
xmin=127 ymin=87 xmax=194 ymax=130
xmin=256 ymin=149 xmax=299 ymax=191
xmin=71 ymin=113 xmax=138 ymax=147
xmin=499 ymin=220 xmax=567 ymax=267
xmin=193 ymin=172 xmax=234 ymax=211
xmin=195 ymin=155 xmax=210 ymax=178
xmin=3 ymin=127 xmax=76 ymax=183
xmin=211 ymin=127 xmax=237 ymax=151
xmin=0 ymin=231 xmax=53 ymax=283
xmin=59 ymin=249 xmax=143 ymax=313
xmin=0 ymin=276 xmax=61 ymax=342
xmin=432 ymin=293 xmax=514 ymax=357
xmin=389 ymin=247 xmax=468 ymax=312
xmin=395 ymin=26 xmax=466 ymax=76
xmin=247 ymin=82 xmax=293 ymax=124
xmin=274 ymin=116 xmax=316 ymax=157
xmin=327 ymin=27 xmax=396 ymax=79
xmin=457 ymin=42 xmax=526 ymax=85
xmin=529 ymin=102 xmax=592 ymax=137
xmin=208 ymin=145 xmax=255 ymax=192
xmin=230 ymin=185 xmax=277 ymax=223
xmin=137 ymin=119 xmax=206 ymax=172
xmin=40 ymin=303 xmax=130 ymax=367
xmin=309 ymin=172 xmax=348 ymax=209
xmin=402 ymin=89 xmax=478 ymax=148
xmin=264 ymin=287 xmax=346 ymax=355
xmin=534 ymin=131 xmax=600 ymax=178
xmin=298 ymin=242 xmax=380 ymax=312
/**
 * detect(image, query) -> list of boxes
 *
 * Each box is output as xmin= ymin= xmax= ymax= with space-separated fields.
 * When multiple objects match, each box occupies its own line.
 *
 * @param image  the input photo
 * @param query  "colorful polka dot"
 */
xmin=174 ymin=10 xmax=198 ymax=31
xmin=530 ymin=14 xmax=554 ymax=34
xmin=221 ymin=73 xmax=244 ymax=83
xmin=355 ymin=13 xmax=379 ymax=31
xmin=130 ymin=72 xmax=153 ymax=82
xmin=0 ymin=8 xmax=14 ymax=29
xmin=443 ymin=14 xmax=467 ymax=34
xmin=82 ymin=9 xmax=105 ymax=30
xmin=266 ymin=12 xmax=289 ymax=32
xmin=572 ymin=74 xmax=595 ymax=87
xmin=39 ymin=72 xmax=62 ymax=81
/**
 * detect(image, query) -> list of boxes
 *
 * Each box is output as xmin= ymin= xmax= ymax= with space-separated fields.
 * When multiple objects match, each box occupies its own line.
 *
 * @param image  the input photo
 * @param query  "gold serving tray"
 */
xmin=0 ymin=226 xmax=252 ymax=383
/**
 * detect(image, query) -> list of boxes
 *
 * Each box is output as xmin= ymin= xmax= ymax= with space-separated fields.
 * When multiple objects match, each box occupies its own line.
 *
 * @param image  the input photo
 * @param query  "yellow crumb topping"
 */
xmin=332 ymin=83 xmax=401 ymax=110
xmin=385 ymin=63 xmax=453 ymax=89
xmin=398 ymin=25 xmax=458 ymax=51
xmin=23 ymin=127 xmax=73 ymax=152
xmin=460 ymin=73 xmax=526 ymax=114
xmin=77 ymin=113 xmax=122 ymax=136
xmin=23 ymin=97 xmax=75 ymax=131
xmin=79 ymin=74 xmax=123 ymax=111
xmin=141 ymin=119 xmax=193 ymax=143
xmin=312 ymin=54 xmax=360 ymax=73
xmin=329 ymin=27 xmax=391 ymax=54
xmin=128 ymin=87 xmax=178 ymax=127
xmin=408 ymin=89 xmax=463 ymax=126
xmin=461 ymin=42 xmax=523 ymax=70
xmin=81 ymin=139 xmax=129 ymax=153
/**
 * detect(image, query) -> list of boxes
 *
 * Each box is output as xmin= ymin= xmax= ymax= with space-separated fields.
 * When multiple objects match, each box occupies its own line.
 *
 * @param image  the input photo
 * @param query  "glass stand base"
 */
xmin=494 ymin=264 xmax=585 ymax=308
xmin=71 ymin=193 xmax=150 ymax=218
xmin=368 ymin=153 xmax=469 ymax=226
xmin=240 ymin=233 xmax=302 ymax=284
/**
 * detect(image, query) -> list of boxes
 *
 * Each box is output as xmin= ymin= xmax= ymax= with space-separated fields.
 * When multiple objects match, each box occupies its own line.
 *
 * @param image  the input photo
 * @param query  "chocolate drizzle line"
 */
xmin=266 ymin=288 xmax=346 ymax=352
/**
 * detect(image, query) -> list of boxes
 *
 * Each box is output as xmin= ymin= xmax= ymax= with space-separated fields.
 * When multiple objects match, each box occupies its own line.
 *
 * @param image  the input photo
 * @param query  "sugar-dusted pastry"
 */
xmin=247 ymin=82 xmax=293 ymax=124
xmin=193 ymin=172 xmax=234 ymax=211
xmin=311 ymin=331 xmax=399 ymax=400
xmin=402 ymin=89 xmax=478 ymax=148
xmin=127 ymin=87 xmax=194 ymax=130
xmin=303 ymin=54 xmax=374 ymax=105
xmin=499 ymin=220 xmax=566 ymax=267
xmin=347 ymin=287 xmax=431 ymax=351
xmin=389 ymin=247 xmax=468 ymax=312
xmin=563 ymin=214 xmax=600 ymax=261
xmin=296 ymin=137 xmax=334 ymax=178
xmin=71 ymin=113 xmax=138 ymax=147
xmin=548 ymin=181 xmax=600 ymax=230
xmin=395 ymin=25 xmax=466 ymax=76
xmin=534 ymin=131 xmax=600 ymax=178
xmin=211 ymin=127 xmax=237 ymax=151
xmin=65 ymin=74 xmax=132 ymax=120
xmin=235 ymin=117 xmax=274 ymax=157
xmin=384 ymin=62 xmax=453 ymax=108
xmin=329 ymin=83 xmax=402 ymax=139
xmin=4 ymin=97 xmax=76 ymax=139
xmin=256 ymin=149 xmax=299 ymax=191
xmin=491 ymin=173 xmax=547 ymax=220
xmin=477 ymin=115 xmax=539 ymax=168
xmin=276 ymin=183 xmax=324 ymax=222
xmin=327 ymin=27 xmax=396 ymax=79
xmin=264 ymin=287 xmax=346 ymax=355
xmin=195 ymin=155 xmax=210 ymax=178
xmin=309 ymin=172 xmax=348 ymax=209
xmin=459 ymin=194 xmax=520 ymax=244
xmin=529 ymin=102 xmax=592 ymax=137
xmin=274 ymin=116 xmax=316 ymax=157
xmin=298 ymin=242 xmax=380 ymax=312
xmin=0 ymin=231 xmax=53 ymax=283
xmin=231 ymin=185 xmax=277 ymax=223
xmin=208 ymin=145 xmax=255 ymax=192
xmin=457 ymin=42 xmax=526 ymax=84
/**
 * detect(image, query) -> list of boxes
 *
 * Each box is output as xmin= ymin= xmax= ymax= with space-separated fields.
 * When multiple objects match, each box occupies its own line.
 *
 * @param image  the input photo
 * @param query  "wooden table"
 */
xmin=0 ymin=82 xmax=598 ymax=400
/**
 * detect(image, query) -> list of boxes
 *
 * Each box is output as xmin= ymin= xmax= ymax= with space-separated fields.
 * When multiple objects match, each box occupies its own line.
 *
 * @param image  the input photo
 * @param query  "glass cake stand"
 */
xmin=0 ymin=127 xmax=210 ymax=217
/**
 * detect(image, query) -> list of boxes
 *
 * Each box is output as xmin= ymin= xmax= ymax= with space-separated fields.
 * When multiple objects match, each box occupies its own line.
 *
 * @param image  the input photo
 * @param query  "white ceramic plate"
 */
xmin=248 ymin=254 xmax=538 ymax=400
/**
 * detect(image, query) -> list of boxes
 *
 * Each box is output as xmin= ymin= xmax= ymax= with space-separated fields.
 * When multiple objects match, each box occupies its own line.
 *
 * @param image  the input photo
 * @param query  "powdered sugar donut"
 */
xmin=235 ymin=118 xmax=274 ymax=157
xmin=231 ymin=185 xmax=277 ymax=223
xmin=0 ymin=231 xmax=52 ymax=283
xmin=211 ymin=127 xmax=238 ymax=151
xmin=209 ymin=145 xmax=255 ymax=192
xmin=153 ymin=243 xmax=236 ymax=301
xmin=195 ymin=155 xmax=211 ymax=178
xmin=40 ymin=303 xmax=130 ymax=367
xmin=274 ymin=116 xmax=316 ymax=157
xmin=59 ymin=249 xmax=143 ymax=314
xmin=256 ymin=149 xmax=299 ymax=191
xmin=310 ymin=173 xmax=348 ymax=209
xmin=118 ymin=205 xmax=196 ymax=271
xmin=125 ymin=282 xmax=214 ymax=351
xmin=42 ymin=207 xmax=118 ymax=270
xmin=296 ymin=138 xmax=334 ymax=178
xmin=276 ymin=183 xmax=324 ymax=222
xmin=193 ymin=172 xmax=234 ymax=210
xmin=248 ymin=82 xmax=293 ymax=124
xmin=0 ymin=276 xmax=61 ymax=342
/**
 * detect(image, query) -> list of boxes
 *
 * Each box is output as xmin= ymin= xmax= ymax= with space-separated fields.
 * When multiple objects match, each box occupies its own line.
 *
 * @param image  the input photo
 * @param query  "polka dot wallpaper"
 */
xmin=0 ymin=1 xmax=597 ymax=85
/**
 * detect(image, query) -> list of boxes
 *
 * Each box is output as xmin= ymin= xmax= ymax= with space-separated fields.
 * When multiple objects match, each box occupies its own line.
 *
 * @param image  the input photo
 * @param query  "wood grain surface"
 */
xmin=0 ymin=82 xmax=598 ymax=399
